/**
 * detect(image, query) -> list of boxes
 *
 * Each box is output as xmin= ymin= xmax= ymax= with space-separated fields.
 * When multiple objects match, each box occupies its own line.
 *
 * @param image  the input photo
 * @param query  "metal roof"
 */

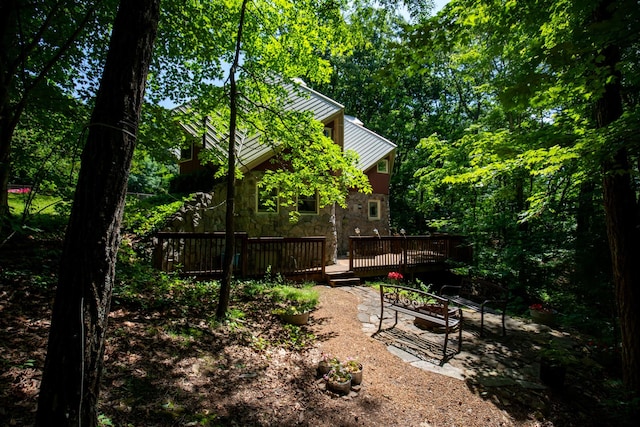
xmin=283 ymin=79 xmax=344 ymax=122
xmin=176 ymin=81 xmax=394 ymax=173
xmin=344 ymin=115 xmax=397 ymax=172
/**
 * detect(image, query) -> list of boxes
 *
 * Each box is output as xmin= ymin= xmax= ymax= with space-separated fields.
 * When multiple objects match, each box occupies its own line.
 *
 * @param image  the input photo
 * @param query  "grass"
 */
xmin=8 ymin=193 xmax=65 ymax=216
xmin=6 ymin=193 xmax=69 ymax=236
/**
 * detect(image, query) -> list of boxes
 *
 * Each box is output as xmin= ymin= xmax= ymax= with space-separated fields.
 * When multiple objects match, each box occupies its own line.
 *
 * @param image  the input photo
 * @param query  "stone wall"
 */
xmin=165 ymin=173 xmax=338 ymax=264
xmin=335 ymin=191 xmax=391 ymax=256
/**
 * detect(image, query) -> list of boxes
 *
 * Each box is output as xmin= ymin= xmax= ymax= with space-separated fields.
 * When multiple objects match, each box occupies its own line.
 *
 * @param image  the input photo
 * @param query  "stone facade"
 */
xmin=165 ymin=173 xmax=338 ymax=264
xmin=166 ymin=178 xmax=393 ymax=263
xmin=335 ymin=191 xmax=391 ymax=256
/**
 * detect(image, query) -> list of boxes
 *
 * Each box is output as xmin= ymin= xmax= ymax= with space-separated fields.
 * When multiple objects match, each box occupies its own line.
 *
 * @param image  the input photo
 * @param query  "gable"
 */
xmin=176 ymin=81 xmax=395 ymax=176
xmin=343 ymin=115 xmax=397 ymax=173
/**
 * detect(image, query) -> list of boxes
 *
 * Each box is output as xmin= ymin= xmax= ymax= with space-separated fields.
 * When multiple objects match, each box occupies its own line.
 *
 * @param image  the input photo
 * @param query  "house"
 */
xmin=170 ymin=80 xmax=396 ymax=264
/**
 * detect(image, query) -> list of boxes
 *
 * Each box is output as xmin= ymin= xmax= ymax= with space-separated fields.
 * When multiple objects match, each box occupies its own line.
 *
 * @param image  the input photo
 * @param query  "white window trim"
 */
xmin=256 ymin=186 xmax=279 ymax=214
xmin=179 ymin=143 xmax=194 ymax=163
xmin=377 ymin=159 xmax=389 ymax=174
xmin=297 ymin=193 xmax=319 ymax=215
xmin=368 ymin=200 xmax=381 ymax=220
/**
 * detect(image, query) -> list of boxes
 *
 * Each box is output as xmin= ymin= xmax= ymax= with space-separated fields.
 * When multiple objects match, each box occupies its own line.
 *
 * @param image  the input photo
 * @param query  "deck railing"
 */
xmin=154 ymin=232 xmax=326 ymax=279
xmin=349 ymin=234 xmax=472 ymax=277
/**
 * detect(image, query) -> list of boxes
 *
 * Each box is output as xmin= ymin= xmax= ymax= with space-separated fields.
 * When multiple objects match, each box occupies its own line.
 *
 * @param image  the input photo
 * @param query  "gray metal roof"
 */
xmin=344 ymin=115 xmax=397 ymax=172
xmin=176 ymin=81 xmax=394 ymax=173
xmin=283 ymin=79 xmax=344 ymax=122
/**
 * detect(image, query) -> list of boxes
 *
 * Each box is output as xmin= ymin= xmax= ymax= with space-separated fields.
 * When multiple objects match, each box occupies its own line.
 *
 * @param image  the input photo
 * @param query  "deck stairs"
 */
xmin=326 ymin=270 xmax=360 ymax=287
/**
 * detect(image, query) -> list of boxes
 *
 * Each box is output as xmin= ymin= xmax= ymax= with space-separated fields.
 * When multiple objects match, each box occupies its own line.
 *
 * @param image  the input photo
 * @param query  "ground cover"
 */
xmin=0 ymin=237 xmax=636 ymax=426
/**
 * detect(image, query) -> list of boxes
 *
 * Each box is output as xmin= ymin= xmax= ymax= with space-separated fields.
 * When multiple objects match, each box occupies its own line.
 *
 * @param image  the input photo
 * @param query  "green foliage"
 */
xmin=167 ymin=0 xmax=369 ymax=223
xmin=280 ymin=323 xmax=316 ymax=350
xmin=122 ymin=194 xmax=188 ymax=236
xmin=539 ymin=339 xmax=580 ymax=367
xmin=257 ymin=121 xmax=372 ymax=217
xmin=97 ymin=414 xmax=114 ymax=427
xmin=127 ymin=152 xmax=177 ymax=195
xmin=379 ymin=0 xmax=628 ymax=334
xmin=268 ymin=283 xmax=320 ymax=315
xmin=114 ymin=248 xmax=220 ymax=317
xmin=599 ymin=380 xmax=640 ymax=427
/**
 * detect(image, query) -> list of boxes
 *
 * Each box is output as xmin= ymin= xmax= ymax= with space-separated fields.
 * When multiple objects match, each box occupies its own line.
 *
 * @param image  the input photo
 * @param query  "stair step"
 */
xmin=326 ymin=271 xmax=355 ymax=279
xmin=328 ymin=277 xmax=361 ymax=287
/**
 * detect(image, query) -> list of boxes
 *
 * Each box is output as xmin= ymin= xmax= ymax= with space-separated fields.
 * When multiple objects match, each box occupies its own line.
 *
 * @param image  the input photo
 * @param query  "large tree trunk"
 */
xmin=35 ymin=1 xmax=159 ymax=425
xmin=603 ymin=148 xmax=640 ymax=392
xmin=594 ymin=1 xmax=640 ymax=393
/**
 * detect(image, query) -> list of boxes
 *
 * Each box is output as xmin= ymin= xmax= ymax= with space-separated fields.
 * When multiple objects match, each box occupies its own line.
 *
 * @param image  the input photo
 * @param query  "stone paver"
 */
xmin=338 ymin=285 xmax=552 ymax=387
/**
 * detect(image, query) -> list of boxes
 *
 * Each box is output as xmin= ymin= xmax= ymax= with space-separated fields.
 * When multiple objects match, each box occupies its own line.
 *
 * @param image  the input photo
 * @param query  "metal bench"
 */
xmin=440 ymin=278 xmax=508 ymax=337
xmin=378 ymin=284 xmax=462 ymax=357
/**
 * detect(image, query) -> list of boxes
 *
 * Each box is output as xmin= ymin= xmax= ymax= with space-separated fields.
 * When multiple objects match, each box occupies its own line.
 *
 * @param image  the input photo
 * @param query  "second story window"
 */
xmin=180 ymin=144 xmax=193 ymax=162
xmin=377 ymin=159 xmax=389 ymax=174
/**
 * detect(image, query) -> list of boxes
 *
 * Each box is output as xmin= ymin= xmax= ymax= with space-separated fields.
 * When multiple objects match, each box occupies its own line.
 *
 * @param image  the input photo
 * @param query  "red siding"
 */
xmin=367 ymin=168 xmax=390 ymax=195
xmin=179 ymin=144 xmax=206 ymax=175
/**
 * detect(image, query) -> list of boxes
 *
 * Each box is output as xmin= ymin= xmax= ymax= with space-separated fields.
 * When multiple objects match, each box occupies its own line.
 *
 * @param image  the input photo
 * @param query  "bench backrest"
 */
xmin=379 ymin=283 xmax=449 ymax=314
xmin=460 ymin=277 xmax=508 ymax=303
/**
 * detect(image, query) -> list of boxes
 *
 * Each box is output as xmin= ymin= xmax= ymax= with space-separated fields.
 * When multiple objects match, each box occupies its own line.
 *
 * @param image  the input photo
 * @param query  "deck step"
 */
xmin=326 ymin=271 xmax=355 ymax=279
xmin=328 ymin=277 xmax=361 ymax=287
xmin=326 ymin=271 xmax=360 ymax=287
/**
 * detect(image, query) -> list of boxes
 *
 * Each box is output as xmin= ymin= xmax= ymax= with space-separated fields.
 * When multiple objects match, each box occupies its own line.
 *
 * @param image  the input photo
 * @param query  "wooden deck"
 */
xmin=153 ymin=233 xmax=472 ymax=283
xmin=154 ymin=232 xmax=326 ymax=281
xmin=348 ymin=234 xmax=472 ymax=278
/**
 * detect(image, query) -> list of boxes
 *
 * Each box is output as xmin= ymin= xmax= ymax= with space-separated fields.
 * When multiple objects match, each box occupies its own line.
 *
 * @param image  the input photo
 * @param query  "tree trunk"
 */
xmin=603 ymin=149 xmax=640 ymax=392
xmin=35 ymin=1 xmax=159 ymax=425
xmin=216 ymin=70 xmax=237 ymax=321
xmin=216 ymin=0 xmax=249 ymax=321
xmin=0 ymin=0 xmax=19 ymax=223
xmin=594 ymin=1 xmax=640 ymax=393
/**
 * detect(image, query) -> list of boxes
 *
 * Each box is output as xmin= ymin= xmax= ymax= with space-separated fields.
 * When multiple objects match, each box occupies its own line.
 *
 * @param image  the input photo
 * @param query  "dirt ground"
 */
xmin=0 ymin=240 xmax=631 ymax=426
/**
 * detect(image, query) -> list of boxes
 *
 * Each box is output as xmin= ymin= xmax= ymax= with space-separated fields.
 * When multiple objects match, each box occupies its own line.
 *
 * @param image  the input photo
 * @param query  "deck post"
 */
xmin=349 ymin=237 xmax=354 ymax=272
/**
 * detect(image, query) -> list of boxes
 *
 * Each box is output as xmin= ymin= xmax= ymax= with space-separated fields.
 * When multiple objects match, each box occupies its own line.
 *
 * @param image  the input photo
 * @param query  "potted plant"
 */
xmin=529 ymin=303 xmax=556 ymax=326
xmin=317 ymin=353 xmax=340 ymax=377
xmin=344 ymin=357 xmax=363 ymax=385
xmin=539 ymin=341 xmax=578 ymax=390
xmin=270 ymin=284 xmax=319 ymax=325
xmin=387 ymin=271 xmax=403 ymax=285
xmin=324 ymin=365 xmax=352 ymax=395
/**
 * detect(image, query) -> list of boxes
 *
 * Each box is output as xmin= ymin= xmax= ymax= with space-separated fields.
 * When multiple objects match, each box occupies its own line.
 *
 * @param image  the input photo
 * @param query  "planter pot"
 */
xmin=349 ymin=365 xmax=363 ymax=386
xmin=530 ymin=309 xmax=555 ymax=326
xmin=317 ymin=361 xmax=331 ymax=377
xmin=413 ymin=317 xmax=447 ymax=333
xmin=279 ymin=311 xmax=310 ymax=325
xmin=540 ymin=358 xmax=566 ymax=390
xmin=327 ymin=377 xmax=352 ymax=394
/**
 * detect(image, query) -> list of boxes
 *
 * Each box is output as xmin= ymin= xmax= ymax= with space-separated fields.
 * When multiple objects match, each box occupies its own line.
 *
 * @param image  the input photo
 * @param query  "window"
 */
xmin=180 ymin=144 xmax=193 ymax=162
xmin=257 ymin=187 xmax=278 ymax=213
xmin=368 ymin=200 xmax=381 ymax=220
xmin=298 ymin=193 xmax=318 ymax=214
xmin=377 ymin=159 xmax=389 ymax=174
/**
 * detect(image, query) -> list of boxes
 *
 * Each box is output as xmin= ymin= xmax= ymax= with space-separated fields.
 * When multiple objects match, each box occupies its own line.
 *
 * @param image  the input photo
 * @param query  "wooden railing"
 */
xmin=154 ymin=232 xmax=326 ymax=279
xmin=349 ymin=234 xmax=472 ymax=277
